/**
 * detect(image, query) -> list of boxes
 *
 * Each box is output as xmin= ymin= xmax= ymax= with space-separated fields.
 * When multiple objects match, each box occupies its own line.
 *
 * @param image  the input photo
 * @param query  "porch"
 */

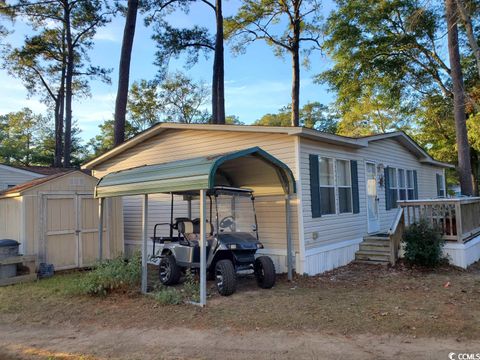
xmin=398 ymin=197 xmax=480 ymax=243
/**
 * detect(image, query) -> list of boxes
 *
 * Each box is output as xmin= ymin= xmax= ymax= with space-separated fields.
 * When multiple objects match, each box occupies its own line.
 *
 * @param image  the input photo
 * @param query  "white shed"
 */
xmin=0 ymin=170 xmax=123 ymax=270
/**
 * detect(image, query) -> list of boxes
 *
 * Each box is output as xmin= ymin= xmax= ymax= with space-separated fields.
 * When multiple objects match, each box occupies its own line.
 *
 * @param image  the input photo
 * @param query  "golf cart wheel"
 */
xmin=254 ymin=256 xmax=276 ymax=289
xmin=159 ymin=255 xmax=181 ymax=285
xmin=215 ymin=259 xmax=236 ymax=296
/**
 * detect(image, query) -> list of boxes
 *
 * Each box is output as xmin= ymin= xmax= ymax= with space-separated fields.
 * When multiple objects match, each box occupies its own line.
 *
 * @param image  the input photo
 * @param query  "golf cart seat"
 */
xmin=177 ymin=219 xmax=214 ymax=244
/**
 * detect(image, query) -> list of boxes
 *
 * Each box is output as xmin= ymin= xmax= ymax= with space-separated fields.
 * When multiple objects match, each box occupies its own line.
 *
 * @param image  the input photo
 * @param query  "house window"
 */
xmin=406 ymin=170 xmax=415 ymax=200
xmin=319 ymin=157 xmax=335 ymax=215
xmin=336 ymin=159 xmax=352 ymax=213
xmin=388 ymin=167 xmax=398 ymax=207
xmin=436 ymin=173 xmax=446 ymax=197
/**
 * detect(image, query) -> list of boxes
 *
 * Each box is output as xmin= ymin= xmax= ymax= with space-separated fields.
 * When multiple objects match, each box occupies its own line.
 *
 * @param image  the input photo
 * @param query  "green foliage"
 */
xmin=254 ymin=102 xmax=338 ymax=133
xmin=153 ymin=287 xmax=183 ymax=305
xmin=86 ymin=119 xmax=139 ymax=158
xmin=403 ymin=219 xmax=445 ymax=267
xmin=75 ymin=253 xmax=142 ymax=296
xmin=128 ymin=72 xmax=211 ymax=126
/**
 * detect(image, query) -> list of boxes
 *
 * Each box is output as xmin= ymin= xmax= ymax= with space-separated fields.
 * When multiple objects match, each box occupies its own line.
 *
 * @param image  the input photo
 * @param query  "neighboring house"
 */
xmin=0 ymin=164 xmax=73 ymax=191
xmin=82 ymin=123 xmax=479 ymax=274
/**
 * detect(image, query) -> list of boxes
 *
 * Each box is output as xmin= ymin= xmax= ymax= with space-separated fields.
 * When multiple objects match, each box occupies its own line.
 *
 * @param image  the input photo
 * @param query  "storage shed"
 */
xmin=0 ymin=170 xmax=123 ymax=270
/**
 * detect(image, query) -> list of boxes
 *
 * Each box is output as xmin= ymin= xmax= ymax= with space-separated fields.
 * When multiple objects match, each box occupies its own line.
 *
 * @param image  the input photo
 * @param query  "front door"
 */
xmin=366 ymin=162 xmax=380 ymax=233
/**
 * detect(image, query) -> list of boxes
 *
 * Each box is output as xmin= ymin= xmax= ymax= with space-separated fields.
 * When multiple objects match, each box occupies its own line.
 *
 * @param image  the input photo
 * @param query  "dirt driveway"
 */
xmin=1 ymin=323 xmax=480 ymax=360
xmin=1 ymin=262 xmax=479 ymax=359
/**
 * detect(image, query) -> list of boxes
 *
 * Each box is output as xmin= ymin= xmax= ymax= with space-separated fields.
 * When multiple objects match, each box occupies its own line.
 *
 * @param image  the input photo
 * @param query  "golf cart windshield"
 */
xmin=215 ymin=189 xmax=257 ymax=237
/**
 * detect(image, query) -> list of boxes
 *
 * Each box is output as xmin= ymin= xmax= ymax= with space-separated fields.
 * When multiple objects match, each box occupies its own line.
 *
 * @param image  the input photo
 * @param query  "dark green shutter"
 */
xmin=413 ymin=170 xmax=418 ymax=199
xmin=309 ymin=154 xmax=321 ymax=218
xmin=385 ymin=167 xmax=391 ymax=210
xmin=350 ymin=160 xmax=360 ymax=214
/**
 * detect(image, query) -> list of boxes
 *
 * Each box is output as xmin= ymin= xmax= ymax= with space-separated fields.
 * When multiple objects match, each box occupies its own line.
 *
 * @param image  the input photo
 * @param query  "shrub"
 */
xmin=403 ymin=219 xmax=445 ymax=267
xmin=153 ymin=288 xmax=183 ymax=305
xmin=76 ymin=253 xmax=142 ymax=296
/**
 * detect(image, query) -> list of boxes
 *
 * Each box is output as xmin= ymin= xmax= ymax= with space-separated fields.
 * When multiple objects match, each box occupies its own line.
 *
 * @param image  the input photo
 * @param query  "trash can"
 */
xmin=0 ymin=239 xmax=19 ymax=279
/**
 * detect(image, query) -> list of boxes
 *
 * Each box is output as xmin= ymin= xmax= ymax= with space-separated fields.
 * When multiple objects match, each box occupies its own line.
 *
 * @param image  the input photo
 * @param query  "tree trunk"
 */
xmin=290 ymin=6 xmax=300 ymax=127
xmin=446 ymin=0 xmax=473 ymax=195
xmin=471 ymin=149 xmax=479 ymax=196
xmin=63 ymin=0 xmax=73 ymax=168
xmin=455 ymin=0 xmax=480 ymax=79
xmin=114 ymin=0 xmax=139 ymax=146
xmin=210 ymin=0 xmax=225 ymax=124
xmin=54 ymin=29 xmax=66 ymax=167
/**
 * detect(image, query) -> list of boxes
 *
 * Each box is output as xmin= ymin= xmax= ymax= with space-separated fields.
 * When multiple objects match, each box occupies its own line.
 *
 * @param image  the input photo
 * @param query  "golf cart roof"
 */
xmin=94 ymin=147 xmax=296 ymax=198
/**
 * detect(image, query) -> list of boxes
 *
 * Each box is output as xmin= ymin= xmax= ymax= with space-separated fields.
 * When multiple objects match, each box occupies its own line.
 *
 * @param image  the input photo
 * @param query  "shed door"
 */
xmin=44 ymin=196 xmax=78 ymax=270
xmin=44 ymin=194 xmax=107 ymax=270
xmin=78 ymin=195 xmax=107 ymax=267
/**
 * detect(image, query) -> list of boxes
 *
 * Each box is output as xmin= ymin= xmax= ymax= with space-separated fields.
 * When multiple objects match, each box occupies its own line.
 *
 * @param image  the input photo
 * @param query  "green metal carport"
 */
xmin=94 ymin=147 xmax=296 ymax=306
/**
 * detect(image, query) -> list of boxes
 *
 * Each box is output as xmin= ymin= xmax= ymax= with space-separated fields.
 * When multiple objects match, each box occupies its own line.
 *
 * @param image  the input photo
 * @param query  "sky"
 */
xmin=0 ymin=0 xmax=337 ymax=142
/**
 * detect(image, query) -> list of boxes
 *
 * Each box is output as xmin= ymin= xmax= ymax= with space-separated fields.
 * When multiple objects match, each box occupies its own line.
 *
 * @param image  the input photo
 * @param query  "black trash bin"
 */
xmin=0 ymin=239 xmax=19 ymax=279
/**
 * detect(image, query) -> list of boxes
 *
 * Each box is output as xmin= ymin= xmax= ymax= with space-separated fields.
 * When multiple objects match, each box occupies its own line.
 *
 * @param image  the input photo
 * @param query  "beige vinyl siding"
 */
xmin=0 ymin=197 xmax=22 ymax=242
xmin=91 ymin=129 xmax=300 ymax=255
xmin=0 ymin=166 xmax=43 ymax=190
xmin=300 ymin=137 xmax=444 ymax=249
xmin=92 ymin=129 xmax=297 ymax=178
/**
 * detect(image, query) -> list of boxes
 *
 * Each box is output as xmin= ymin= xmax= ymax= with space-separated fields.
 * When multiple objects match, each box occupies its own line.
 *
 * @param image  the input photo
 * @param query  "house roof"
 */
xmin=0 ymin=163 xmax=76 ymax=177
xmin=81 ymin=123 xmax=453 ymax=170
xmin=0 ymin=170 xmax=88 ymax=198
xmin=95 ymin=147 xmax=296 ymax=198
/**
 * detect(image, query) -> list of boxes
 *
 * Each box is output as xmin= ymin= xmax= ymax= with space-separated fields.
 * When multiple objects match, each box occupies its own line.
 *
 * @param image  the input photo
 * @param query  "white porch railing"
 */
xmin=398 ymin=198 xmax=480 ymax=243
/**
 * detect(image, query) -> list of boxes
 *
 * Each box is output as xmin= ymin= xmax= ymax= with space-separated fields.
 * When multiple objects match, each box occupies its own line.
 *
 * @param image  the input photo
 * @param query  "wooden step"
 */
xmin=355 ymin=250 xmax=391 ymax=262
xmin=354 ymin=260 xmax=390 ymax=265
xmin=359 ymin=243 xmax=390 ymax=252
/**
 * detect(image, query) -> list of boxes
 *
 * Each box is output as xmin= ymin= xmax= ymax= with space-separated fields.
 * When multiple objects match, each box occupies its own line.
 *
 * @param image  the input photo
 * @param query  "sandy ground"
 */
xmin=1 ymin=323 xmax=480 ymax=360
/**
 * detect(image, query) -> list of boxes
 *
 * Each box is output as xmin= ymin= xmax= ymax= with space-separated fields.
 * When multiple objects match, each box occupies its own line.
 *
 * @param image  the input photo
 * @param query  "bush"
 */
xmin=153 ymin=288 xmax=183 ymax=305
xmin=403 ymin=219 xmax=445 ymax=267
xmin=76 ymin=253 xmax=142 ymax=296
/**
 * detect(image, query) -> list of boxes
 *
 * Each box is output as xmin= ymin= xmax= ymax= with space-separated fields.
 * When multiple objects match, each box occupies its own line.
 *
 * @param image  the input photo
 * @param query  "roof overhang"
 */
xmin=95 ymin=147 xmax=296 ymax=198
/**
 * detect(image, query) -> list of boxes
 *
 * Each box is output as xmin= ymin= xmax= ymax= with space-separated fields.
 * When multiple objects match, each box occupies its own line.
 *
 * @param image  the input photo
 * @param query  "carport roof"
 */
xmin=95 ymin=147 xmax=296 ymax=198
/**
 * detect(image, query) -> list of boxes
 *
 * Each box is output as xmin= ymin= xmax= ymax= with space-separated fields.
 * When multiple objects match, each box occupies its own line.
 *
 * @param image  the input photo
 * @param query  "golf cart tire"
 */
xmin=254 ymin=256 xmax=276 ymax=289
xmin=159 ymin=255 xmax=181 ymax=285
xmin=215 ymin=259 xmax=237 ymax=296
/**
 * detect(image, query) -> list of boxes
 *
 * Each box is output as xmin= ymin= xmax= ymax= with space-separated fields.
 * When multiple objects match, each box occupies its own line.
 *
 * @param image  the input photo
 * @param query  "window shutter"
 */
xmin=309 ymin=154 xmax=321 ymax=218
xmin=350 ymin=160 xmax=360 ymax=214
xmin=385 ymin=166 xmax=391 ymax=210
xmin=413 ymin=170 xmax=419 ymax=199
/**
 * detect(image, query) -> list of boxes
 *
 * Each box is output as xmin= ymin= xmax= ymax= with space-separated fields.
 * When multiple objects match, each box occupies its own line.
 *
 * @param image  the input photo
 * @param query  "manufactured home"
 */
xmin=82 ymin=123 xmax=480 ymax=274
xmin=0 ymin=171 xmax=123 ymax=270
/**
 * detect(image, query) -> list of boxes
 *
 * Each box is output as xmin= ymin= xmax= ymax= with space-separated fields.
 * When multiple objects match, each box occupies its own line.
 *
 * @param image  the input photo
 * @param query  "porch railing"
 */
xmin=398 ymin=198 xmax=480 ymax=243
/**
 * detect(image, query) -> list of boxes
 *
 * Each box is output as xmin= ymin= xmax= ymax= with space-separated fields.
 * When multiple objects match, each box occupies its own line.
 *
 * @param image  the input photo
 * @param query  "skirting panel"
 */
xmin=444 ymin=235 xmax=480 ymax=268
xmin=304 ymin=238 xmax=362 ymax=275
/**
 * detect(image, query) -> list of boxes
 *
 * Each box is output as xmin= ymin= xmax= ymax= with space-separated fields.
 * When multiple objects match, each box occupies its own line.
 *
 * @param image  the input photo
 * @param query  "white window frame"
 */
xmin=335 ymin=158 xmax=353 ymax=214
xmin=406 ymin=170 xmax=415 ymax=200
xmin=389 ymin=167 xmax=416 ymax=208
xmin=318 ymin=156 xmax=336 ymax=216
xmin=317 ymin=156 xmax=354 ymax=216
xmin=436 ymin=172 xmax=446 ymax=198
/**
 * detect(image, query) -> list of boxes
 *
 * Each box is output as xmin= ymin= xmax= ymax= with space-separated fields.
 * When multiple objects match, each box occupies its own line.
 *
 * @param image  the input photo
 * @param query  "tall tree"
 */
xmin=1 ymin=0 xmax=112 ymax=167
xmin=455 ymin=0 xmax=480 ymax=79
xmin=225 ymin=0 xmax=322 ymax=126
xmin=144 ymin=0 xmax=226 ymax=124
xmin=87 ymin=119 xmax=139 ymax=157
xmin=114 ymin=0 xmax=139 ymax=146
xmin=446 ymin=0 xmax=473 ymax=195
